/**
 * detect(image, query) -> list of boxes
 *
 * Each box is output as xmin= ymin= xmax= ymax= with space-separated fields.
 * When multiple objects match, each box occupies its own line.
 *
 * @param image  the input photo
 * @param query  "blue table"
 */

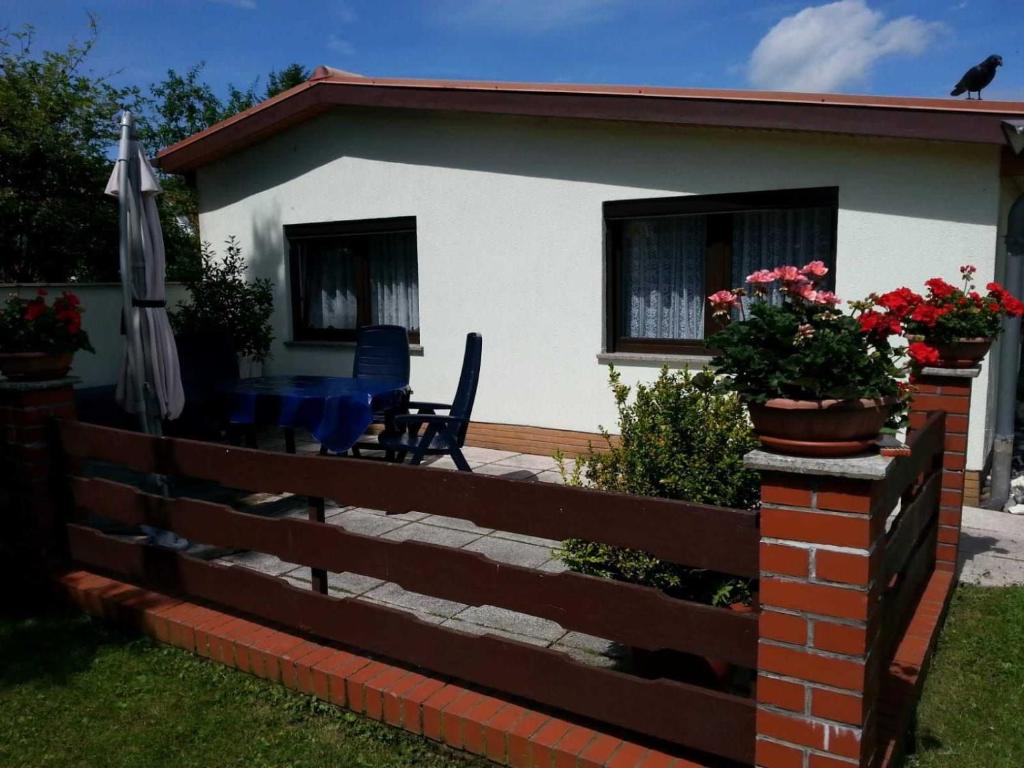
xmin=224 ymin=375 xmax=409 ymax=454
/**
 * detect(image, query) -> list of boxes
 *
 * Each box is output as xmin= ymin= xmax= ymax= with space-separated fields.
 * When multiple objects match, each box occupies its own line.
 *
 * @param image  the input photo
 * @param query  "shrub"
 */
xmin=170 ymin=236 xmax=274 ymax=362
xmin=0 ymin=289 xmax=94 ymax=354
xmin=556 ymin=367 xmax=759 ymax=606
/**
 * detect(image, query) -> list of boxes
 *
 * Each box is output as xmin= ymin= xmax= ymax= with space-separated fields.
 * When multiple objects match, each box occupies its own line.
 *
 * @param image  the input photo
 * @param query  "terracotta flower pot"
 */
xmin=930 ymin=337 xmax=992 ymax=369
xmin=748 ymin=397 xmax=896 ymax=457
xmin=0 ymin=351 xmax=74 ymax=382
xmin=706 ymin=598 xmax=759 ymax=689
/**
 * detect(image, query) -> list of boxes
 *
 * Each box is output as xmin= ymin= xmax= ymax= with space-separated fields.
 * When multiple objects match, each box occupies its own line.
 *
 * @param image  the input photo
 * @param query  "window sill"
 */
xmin=285 ymin=340 xmax=424 ymax=356
xmin=596 ymin=351 xmax=714 ymax=368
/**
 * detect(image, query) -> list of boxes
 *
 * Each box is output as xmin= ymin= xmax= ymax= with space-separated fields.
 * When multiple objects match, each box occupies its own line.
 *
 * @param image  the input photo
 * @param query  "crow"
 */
xmin=951 ymin=55 xmax=1003 ymax=99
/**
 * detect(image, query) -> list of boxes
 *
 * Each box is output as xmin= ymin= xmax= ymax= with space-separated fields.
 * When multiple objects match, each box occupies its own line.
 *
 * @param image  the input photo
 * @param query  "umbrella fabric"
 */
xmin=105 ymin=144 xmax=185 ymax=420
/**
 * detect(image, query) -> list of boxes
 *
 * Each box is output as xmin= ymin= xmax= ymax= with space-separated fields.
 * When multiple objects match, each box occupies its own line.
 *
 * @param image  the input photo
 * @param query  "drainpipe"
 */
xmin=988 ymin=193 xmax=1024 ymax=509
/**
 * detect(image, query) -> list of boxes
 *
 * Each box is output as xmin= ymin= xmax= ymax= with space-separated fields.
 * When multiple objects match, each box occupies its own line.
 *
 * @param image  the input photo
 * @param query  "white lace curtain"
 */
xmin=368 ymin=232 xmax=419 ymax=329
xmin=621 ymin=215 xmax=707 ymax=340
xmin=731 ymin=207 xmax=835 ymax=311
xmin=302 ymin=232 xmax=419 ymax=331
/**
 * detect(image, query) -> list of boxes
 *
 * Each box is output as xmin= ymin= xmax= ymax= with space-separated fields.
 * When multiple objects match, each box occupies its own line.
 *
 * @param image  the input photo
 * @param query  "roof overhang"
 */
xmin=155 ymin=68 xmax=1024 ymax=174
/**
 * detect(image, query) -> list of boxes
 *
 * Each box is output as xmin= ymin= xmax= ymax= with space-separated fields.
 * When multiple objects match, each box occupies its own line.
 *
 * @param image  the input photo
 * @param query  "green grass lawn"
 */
xmin=0 ymin=608 xmax=490 ymax=768
xmin=910 ymin=585 xmax=1024 ymax=767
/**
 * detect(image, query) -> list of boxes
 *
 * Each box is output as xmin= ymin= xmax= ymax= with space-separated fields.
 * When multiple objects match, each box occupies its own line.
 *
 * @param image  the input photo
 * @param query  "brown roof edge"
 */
xmin=155 ymin=70 xmax=1024 ymax=174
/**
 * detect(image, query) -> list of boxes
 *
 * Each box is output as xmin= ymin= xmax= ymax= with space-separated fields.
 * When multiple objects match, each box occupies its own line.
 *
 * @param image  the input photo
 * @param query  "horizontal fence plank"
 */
xmin=877 ymin=412 xmax=945 ymax=515
xmin=883 ymin=469 xmax=941 ymax=583
xmin=71 ymin=477 xmax=757 ymax=665
xmin=879 ymin=518 xmax=938 ymax=666
xmin=58 ymin=420 xmax=759 ymax=577
xmin=66 ymin=524 xmax=755 ymax=764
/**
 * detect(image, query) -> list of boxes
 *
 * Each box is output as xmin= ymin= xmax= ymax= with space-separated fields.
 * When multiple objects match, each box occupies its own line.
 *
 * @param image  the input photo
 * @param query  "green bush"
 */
xmin=556 ymin=367 xmax=759 ymax=606
xmin=170 ymin=236 xmax=274 ymax=363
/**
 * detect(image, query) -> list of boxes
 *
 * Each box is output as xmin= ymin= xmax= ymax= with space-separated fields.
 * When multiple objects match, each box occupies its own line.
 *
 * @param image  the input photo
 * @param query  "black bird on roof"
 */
xmin=951 ymin=55 xmax=1003 ymax=99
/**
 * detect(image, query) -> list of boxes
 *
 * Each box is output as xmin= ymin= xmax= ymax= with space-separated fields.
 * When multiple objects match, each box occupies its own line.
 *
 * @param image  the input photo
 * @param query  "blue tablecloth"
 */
xmin=225 ymin=375 xmax=408 ymax=453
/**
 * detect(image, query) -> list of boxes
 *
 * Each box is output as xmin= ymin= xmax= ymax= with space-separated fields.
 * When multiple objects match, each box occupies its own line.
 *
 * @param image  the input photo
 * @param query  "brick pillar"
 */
xmin=907 ymin=366 xmax=980 ymax=572
xmin=0 ymin=378 xmax=77 ymax=606
xmin=745 ymin=450 xmax=897 ymax=768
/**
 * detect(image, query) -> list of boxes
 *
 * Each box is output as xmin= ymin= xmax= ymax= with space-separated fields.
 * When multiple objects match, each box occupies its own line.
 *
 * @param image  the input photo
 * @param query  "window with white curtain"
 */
xmin=286 ymin=217 xmax=420 ymax=343
xmin=605 ymin=188 xmax=837 ymax=354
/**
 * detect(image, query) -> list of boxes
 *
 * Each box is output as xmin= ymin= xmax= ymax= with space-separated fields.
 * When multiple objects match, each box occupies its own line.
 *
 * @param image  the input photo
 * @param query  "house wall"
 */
xmin=0 ymin=283 xmax=188 ymax=389
xmin=194 ymin=107 xmax=1003 ymax=470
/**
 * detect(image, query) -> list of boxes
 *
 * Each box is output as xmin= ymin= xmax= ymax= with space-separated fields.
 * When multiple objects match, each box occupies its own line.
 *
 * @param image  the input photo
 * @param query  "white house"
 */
xmin=156 ymin=67 xmax=1024 ymax=505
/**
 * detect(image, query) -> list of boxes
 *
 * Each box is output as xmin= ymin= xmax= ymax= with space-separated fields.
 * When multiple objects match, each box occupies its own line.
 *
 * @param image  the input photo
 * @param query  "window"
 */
xmin=286 ymin=217 xmax=420 ymax=343
xmin=605 ymin=187 xmax=837 ymax=355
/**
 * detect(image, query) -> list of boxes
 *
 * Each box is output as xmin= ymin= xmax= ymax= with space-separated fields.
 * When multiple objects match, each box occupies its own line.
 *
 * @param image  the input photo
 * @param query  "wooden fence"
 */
xmin=57 ymin=419 xmax=760 ymax=764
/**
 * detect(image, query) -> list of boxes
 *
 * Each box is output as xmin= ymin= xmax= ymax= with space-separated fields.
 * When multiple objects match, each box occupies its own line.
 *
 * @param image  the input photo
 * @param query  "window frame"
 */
xmin=286 ymin=216 xmax=420 ymax=344
xmin=604 ymin=187 xmax=838 ymax=355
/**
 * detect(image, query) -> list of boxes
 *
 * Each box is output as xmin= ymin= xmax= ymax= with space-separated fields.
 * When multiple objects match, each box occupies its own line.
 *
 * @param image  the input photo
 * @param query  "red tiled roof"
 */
xmin=155 ymin=65 xmax=1024 ymax=173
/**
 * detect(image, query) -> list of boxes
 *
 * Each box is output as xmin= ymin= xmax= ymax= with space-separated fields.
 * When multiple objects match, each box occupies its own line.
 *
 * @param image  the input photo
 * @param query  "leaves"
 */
xmin=169 ymin=237 xmax=274 ymax=362
xmin=556 ymin=367 xmax=759 ymax=606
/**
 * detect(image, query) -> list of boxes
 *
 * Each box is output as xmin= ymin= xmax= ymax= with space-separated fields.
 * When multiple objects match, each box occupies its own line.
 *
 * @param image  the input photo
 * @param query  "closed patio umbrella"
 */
xmin=105 ymin=111 xmax=185 ymax=430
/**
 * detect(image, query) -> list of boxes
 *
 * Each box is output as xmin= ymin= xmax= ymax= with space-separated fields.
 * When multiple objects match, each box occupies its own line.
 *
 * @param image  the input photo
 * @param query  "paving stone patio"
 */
xmin=212 ymin=430 xmax=626 ymax=668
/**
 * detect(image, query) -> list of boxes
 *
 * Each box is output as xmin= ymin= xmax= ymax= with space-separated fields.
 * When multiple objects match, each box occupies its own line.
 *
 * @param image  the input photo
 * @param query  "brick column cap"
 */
xmin=0 ymin=377 xmax=80 ymax=393
xmin=918 ymin=365 xmax=981 ymax=378
xmin=744 ymin=448 xmax=894 ymax=481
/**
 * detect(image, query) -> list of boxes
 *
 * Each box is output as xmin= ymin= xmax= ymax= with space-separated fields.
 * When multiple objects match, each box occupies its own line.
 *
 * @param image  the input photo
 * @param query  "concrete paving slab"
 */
xmin=327 ymin=508 xmax=410 ymax=537
xmin=418 ymin=514 xmax=493 ymax=535
xmin=460 ymin=447 xmax=521 ymax=463
xmin=362 ymin=582 xmax=467 ymax=619
xmin=536 ymin=470 xmax=566 ymax=485
xmin=463 ymin=536 xmax=554 ymax=568
xmin=284 ymin=569 xmax=385 ymax=596
xmin=958 ymin=506 xmax=1024 ymax=586
xmin=471 ymin=463 xmax=539 ymax=481
xmin=496 ymin=453 xmax=560 ymax=471
xmin=537 ymin=558 xmax=571 ymax=574
xmin=422 ymin=455 xmax=489 ymax=470
xmin=381 ymin=521 xmax=484 ymax=548
xmin=440 ymin=617 xmax=554 ymax=647
xmin=221 ymin=551 xmax=299 ymax=576
xmin=490 ymin=530 xmax=561 ymax=549
xmin=452 ymin=605 xmax=567 ymax=643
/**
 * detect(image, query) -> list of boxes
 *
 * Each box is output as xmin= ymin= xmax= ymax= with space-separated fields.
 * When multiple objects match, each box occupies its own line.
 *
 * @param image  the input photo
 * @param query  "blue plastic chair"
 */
xmin=353 ymin=325 xmax=411 ymax=384
xmin=378 ymin=333 xmax=482 ymax=471
xmin=348 ymin=325 xmax=411 ymax=457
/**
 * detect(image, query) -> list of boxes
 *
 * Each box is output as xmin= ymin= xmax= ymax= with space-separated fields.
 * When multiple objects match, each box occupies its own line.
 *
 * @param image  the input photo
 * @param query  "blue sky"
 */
xmin=3 ymin=0 xmax=1022 ymax=101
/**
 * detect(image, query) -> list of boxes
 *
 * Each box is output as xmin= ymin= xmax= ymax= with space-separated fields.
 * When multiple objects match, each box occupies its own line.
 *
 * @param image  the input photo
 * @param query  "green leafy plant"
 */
xmin=0 ymin=289 xmax=94 ymax=354
xmin=170 ymin=236 xmax=274 ymax=362
xmin=709 ymin=262 xmax=905 ymax=403
xmin=556 ymin=367 xmax=759 ymax=606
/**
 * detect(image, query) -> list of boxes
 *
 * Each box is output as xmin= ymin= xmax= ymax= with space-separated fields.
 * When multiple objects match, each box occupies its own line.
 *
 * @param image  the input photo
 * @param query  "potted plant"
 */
xmin=709 ymin=262 xmax=905 ymax=457
xmin=0 ymin=289 xmax=94 ymax=381
xmin=859 ymin=265 xmax=1024 ymax=369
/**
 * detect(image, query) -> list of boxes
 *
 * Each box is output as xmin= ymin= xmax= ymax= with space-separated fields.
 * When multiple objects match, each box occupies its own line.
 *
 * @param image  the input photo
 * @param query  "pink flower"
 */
xmin=773 ymin=265 xmax=803 ymax=283
xmin=795 ymin=282 xmax=819 ymax=303
xmin=814 ymin=291 xmax=841 ymax=306
xmin=801 ymin=260 xmax=829 ymax=278
xmin=960 ymin=264 xmax=977 ymax=276
xmin=745 ymin=269 xmax=777 ymax=285
xmin=707 ymin=289 xmax=740 ymax=315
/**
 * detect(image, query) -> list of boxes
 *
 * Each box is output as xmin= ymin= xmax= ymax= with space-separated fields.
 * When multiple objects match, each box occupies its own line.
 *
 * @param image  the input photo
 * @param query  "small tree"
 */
xmin=557 ymin=367 xmax=760 ymax=606
xmin=170 ymin=237 xmax=274 ymax=363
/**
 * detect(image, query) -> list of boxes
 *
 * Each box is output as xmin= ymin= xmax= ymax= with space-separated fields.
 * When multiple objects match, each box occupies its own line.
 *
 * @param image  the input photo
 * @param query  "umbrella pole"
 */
xmin=117 ymin=111 xmax=153 ymax=435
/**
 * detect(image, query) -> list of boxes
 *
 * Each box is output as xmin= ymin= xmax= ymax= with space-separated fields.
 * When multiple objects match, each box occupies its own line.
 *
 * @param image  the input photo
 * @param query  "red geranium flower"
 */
xmin=907 ymin=342 xmax=941 ymax=366
xmin=23 ymin=299 xmax=46 ymax=322
xmin=859 ymin=310 xmax=901 ymax=337
xmin=876 ymin=287 xmax=922 ymax=317
xmin=925 ymin=278 xmax=956 ymax=299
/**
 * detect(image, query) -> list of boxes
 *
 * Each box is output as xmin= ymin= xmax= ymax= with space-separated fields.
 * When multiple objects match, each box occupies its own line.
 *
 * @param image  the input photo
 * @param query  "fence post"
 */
xmin=0 ymin=378 xmax=77 ymax=605
xmin=907 ymin=366 xmax=981 ymax=571
xmin=744 ymin=449 xmax=898 ymax=768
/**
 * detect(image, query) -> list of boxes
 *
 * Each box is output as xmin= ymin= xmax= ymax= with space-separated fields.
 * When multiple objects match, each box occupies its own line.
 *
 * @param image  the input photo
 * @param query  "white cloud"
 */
xmin=748 ymin=0 xmax=942 ymax=92
xmin=335 ymin=1 xmax=357 ymax=24
xmin=439 ymin=0 xmax=625 ymax=33
xmin=327 ymin=34 xmax=355 ymax=56
xmin=209 ymin=0 xmax=256 ymax=9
